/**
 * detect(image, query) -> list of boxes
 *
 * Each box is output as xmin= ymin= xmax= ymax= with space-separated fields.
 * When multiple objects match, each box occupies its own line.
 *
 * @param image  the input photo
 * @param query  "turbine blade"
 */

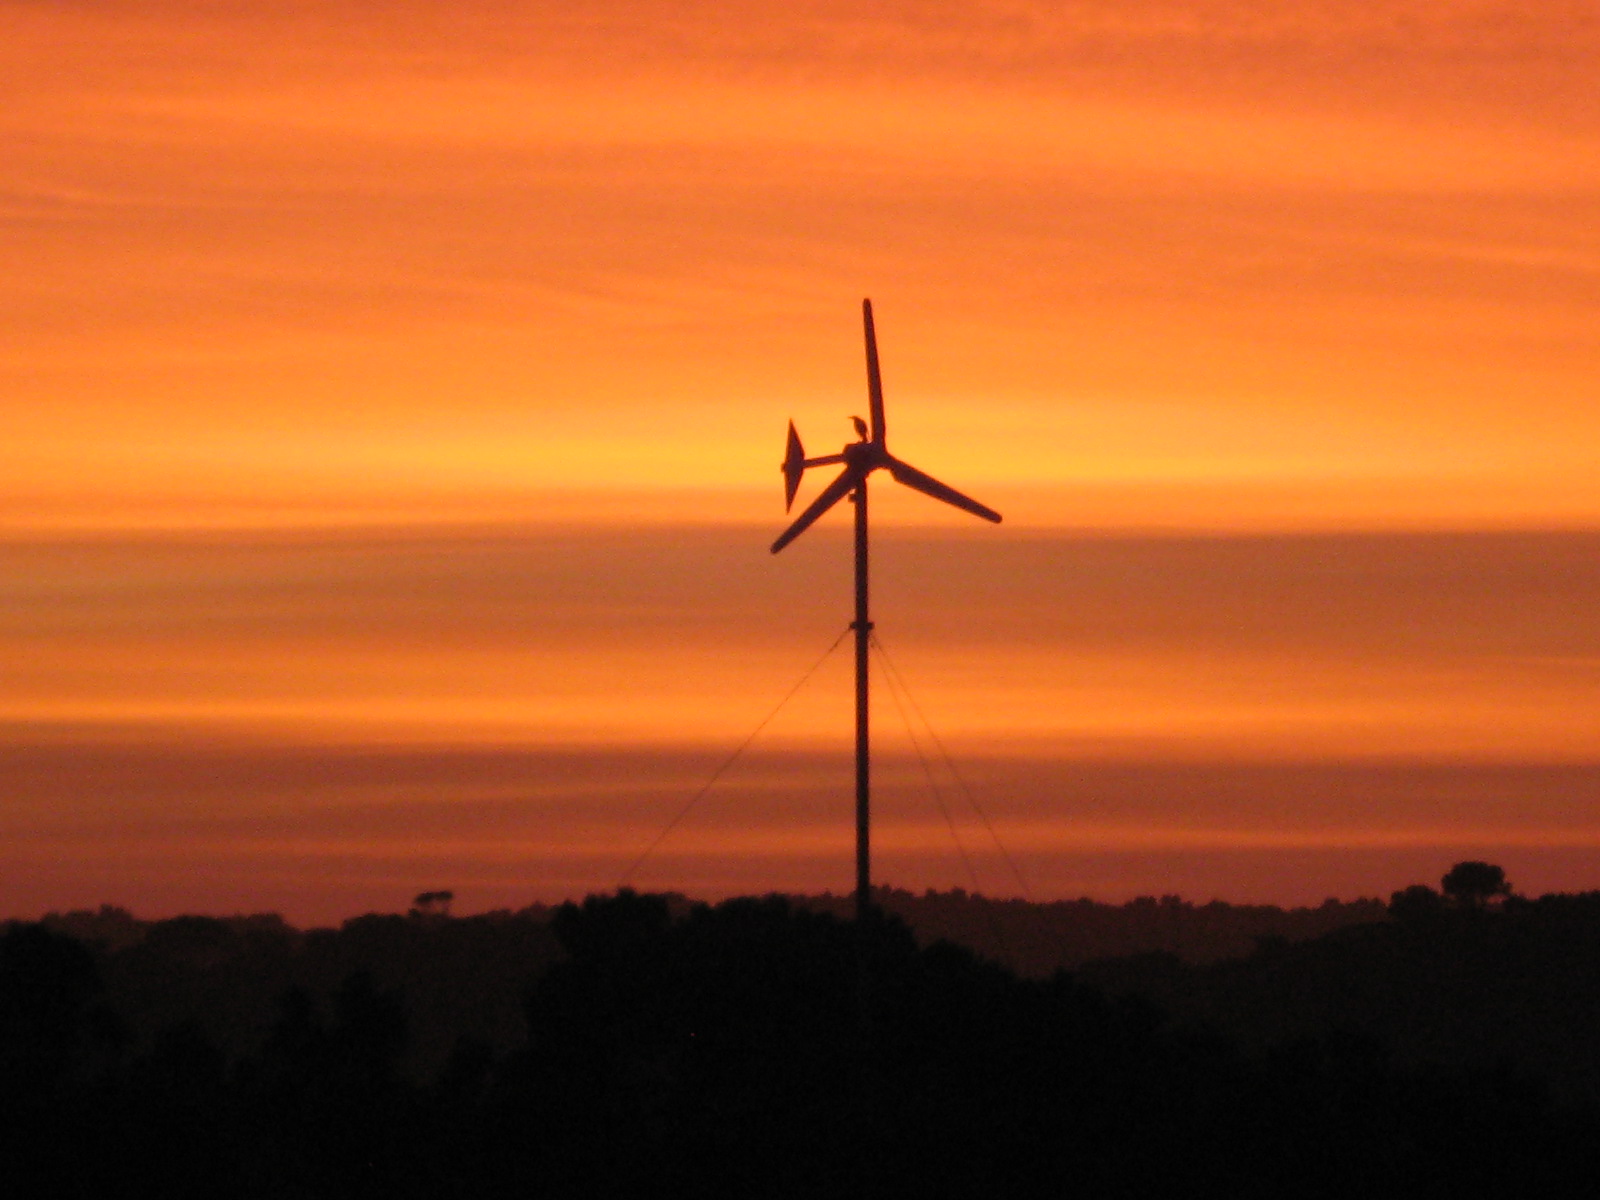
xmin=771 ymin=467 xmax=862 ymax=553
xmin=863 ymin=298 xmax=886 ymax=445
xmin=783 ymin=420 xmax=805 ymax=511
xmin=887 ymin=456 xmax=1002 ymax=524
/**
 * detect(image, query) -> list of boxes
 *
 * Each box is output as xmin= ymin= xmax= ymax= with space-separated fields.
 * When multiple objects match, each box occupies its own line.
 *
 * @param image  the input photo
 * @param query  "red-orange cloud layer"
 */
xmin=5 ymin=527 xmax=1600 ymax=920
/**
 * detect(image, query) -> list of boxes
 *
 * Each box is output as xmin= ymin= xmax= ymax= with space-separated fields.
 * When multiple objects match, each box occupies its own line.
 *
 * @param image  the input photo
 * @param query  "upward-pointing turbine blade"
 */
xmin=771 ymin=466 xmax=863 ymax=553
xmin=863 ymin=298 xmax=885 ymax=445
xmin=886 ymin=456 xmax=1002 ymax=524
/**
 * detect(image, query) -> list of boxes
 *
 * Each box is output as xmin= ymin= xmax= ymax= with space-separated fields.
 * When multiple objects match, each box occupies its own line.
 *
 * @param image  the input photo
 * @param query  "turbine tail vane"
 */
xmin=783 ymin=420 xmax=805 ymax=511
xmin=886 ymin=455 xmax=1002 ymax=524
xmin=863 ymin=298 xmax=885 ymax=445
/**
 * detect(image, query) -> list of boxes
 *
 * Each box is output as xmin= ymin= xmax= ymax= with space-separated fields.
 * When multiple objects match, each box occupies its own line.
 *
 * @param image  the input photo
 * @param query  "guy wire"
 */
xmin=618 ymin=623 xmax=852 ymax=889
xmin=872 ymin=640 xmax=983 ymax=897
xmin=869 ymin=631 xmax=1033 ymax=900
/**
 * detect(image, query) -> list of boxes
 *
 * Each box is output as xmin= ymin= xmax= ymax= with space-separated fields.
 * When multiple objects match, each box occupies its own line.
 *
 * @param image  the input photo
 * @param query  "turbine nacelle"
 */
xmin=772 ymin=299 xmax=1001 ymax=553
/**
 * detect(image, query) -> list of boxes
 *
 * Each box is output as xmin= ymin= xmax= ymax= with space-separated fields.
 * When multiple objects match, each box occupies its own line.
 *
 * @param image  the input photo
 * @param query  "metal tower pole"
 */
xmin=852 ymin=476 xmax=871 ymax=924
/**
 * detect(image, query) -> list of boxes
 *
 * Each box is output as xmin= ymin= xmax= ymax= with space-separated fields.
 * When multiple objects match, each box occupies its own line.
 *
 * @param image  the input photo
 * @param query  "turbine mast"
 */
xmin=852 ymin=468 xmax=871 ymax=923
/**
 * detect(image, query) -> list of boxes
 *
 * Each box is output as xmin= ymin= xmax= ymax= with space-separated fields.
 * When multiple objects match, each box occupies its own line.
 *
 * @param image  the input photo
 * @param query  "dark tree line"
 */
xmin=5 ymin=887 xmax=1600 ymax=1197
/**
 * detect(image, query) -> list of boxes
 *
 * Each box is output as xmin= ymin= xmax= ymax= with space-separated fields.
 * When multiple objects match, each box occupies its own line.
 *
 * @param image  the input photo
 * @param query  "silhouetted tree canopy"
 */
xmin=1390 ymin=883 xmax=1445 ymax=921
xmin=1442 ymin=861 xmax=1512 ymax=910
xmin=0 ymin=922 xmax=111 ymax=1095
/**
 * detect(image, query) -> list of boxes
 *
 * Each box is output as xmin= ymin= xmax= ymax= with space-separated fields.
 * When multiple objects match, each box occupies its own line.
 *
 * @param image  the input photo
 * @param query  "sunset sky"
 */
xmin=4 ymin=2 xmax=1598 ymax=922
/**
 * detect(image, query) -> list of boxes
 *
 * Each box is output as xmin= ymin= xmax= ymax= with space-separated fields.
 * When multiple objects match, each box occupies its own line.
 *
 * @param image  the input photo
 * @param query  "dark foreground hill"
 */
xmin=5 ymin=891 xmax=1600 ymax=1197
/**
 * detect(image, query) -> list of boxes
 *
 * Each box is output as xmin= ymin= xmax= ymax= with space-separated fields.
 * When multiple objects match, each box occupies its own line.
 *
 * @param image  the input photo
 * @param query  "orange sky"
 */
xmin=3 ymin=3 xmax=1598 ymax=920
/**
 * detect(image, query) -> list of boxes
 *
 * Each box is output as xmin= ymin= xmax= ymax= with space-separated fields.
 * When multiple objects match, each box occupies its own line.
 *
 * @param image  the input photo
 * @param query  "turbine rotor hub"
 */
xmin=844 ymin=440 xmax=884 ymax=472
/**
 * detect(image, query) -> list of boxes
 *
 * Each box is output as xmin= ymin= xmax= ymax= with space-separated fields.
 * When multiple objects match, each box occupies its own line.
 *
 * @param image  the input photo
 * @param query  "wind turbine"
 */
xmin=772 ymin=299 xmax=1001 ymax=923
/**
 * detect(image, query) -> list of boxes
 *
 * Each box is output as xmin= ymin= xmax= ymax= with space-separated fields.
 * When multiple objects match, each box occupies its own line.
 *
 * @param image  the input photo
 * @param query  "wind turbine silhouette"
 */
xmin=772 ymin=299 xmax=1001 ymax=923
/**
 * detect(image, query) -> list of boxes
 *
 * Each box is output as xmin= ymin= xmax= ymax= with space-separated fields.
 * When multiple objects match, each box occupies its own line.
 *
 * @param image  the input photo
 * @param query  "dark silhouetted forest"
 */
xmin=5 ymin=877 xmax=1600 ymax=1196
